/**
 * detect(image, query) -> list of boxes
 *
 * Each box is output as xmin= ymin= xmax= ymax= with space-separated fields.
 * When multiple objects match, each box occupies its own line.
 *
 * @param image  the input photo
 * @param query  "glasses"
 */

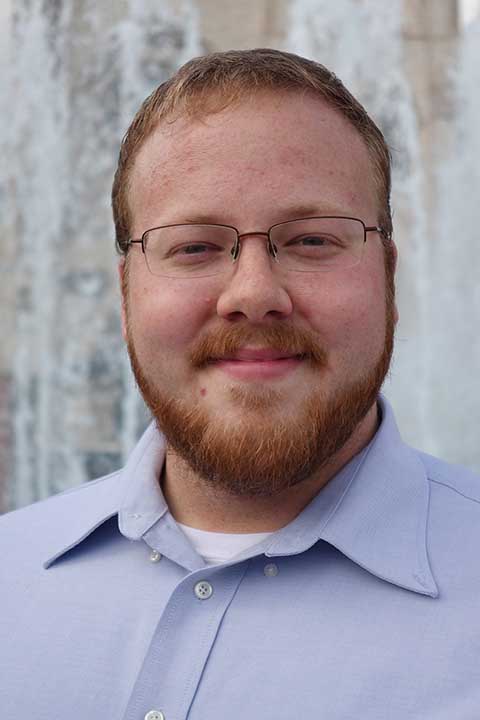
xmin=126 ymin=216 xmax=389 ymax=279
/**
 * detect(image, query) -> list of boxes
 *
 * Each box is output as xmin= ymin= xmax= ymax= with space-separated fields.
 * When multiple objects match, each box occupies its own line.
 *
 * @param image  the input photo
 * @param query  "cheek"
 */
xmin=129 ymin=283 xmax=214 ymax=355
xmin=343 ymin=284 xmax=388 ymax=355
xmin=293 ymin=271 xmax=387 ymax=350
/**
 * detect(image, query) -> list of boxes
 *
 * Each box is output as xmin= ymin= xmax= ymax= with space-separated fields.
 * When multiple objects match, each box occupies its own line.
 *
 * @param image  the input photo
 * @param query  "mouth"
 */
xmin=207 ymin=348 xmax=306 ymax=380
xmin=212 ymin=349 xmax=305 ymax=362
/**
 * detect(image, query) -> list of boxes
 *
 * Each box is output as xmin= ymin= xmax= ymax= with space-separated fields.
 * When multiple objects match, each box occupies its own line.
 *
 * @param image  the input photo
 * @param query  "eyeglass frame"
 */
xmin=125 ymin=216 xmax=392 ymax=272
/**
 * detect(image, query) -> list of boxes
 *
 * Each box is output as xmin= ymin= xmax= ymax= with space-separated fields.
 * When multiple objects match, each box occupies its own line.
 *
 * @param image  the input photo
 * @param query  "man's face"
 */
xmin=121 ymin=90 xmax=397 ymax=496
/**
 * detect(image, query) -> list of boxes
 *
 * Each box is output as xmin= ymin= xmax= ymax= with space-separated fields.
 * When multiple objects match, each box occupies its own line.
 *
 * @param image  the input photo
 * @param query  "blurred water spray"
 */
xmin=1 ymin=0 xmax=200 ymax=509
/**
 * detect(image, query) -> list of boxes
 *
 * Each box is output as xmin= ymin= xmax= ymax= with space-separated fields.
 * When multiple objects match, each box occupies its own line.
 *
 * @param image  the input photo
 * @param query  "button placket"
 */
xmin=122 ymin=564 xmax=248 ymax=720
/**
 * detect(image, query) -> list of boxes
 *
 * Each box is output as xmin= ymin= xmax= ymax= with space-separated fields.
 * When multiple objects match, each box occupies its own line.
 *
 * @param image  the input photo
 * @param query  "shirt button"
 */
xmin=194 ymin=580 xmax=213 ymax=600
xmin=149 ymin=550 xmax=162 ymax=563
xmin=264 ymin=562 xmax=279 ymax=577
xmin=144 ymin=711 xmax=165 ymax=720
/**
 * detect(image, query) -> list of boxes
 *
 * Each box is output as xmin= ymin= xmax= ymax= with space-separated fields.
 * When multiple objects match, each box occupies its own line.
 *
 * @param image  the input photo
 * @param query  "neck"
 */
xmin=161 ymin=402 xmax=379 ymax=533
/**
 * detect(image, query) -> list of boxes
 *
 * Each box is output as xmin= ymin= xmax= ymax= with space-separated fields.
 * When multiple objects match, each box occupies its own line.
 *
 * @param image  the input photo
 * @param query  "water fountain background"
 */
xmin=1 ymin=0 xmax=479 ymax=512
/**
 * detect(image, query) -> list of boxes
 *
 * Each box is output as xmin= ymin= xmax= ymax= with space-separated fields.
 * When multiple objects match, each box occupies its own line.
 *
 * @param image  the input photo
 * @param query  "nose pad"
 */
xmin=230 ymin=239 xmax=240 ymax=262
xmin=268 ymin=237 xmax=279 ymax=262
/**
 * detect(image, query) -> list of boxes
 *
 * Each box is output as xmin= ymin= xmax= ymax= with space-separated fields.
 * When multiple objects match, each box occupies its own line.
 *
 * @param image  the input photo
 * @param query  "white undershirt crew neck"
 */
xmin=177 ymin=522 xmax=274 ymax=564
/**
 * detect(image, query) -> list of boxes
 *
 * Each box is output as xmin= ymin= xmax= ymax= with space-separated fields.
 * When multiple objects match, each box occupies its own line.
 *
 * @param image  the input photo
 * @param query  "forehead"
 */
xmin=129 ymin=90 xmax=378 ymax=231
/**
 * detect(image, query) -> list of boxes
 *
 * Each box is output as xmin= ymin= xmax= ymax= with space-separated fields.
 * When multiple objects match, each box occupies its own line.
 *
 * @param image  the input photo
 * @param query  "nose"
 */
xmin=216 ymin=235 xmax=293 ymax=323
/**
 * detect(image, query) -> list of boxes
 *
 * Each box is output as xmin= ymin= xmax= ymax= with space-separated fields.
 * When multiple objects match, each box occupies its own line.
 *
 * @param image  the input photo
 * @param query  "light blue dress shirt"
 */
xmin=2 ymin=396 xmax=480 ymax=719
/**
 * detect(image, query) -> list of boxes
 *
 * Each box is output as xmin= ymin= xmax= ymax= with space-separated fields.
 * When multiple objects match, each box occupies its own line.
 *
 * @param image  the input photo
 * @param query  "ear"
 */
xmin=118 ymin=257 xmax=128 ymax=342
xmin=391 ymin=241 xmax=399 ymax=325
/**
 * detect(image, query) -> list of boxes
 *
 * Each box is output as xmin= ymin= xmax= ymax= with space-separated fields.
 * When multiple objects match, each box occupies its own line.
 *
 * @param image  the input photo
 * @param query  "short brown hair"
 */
xmin=112 ymin=48 xmax=393 ymax=259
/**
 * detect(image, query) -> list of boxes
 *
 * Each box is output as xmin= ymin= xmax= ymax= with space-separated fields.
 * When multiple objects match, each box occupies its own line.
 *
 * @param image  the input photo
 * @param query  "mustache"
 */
xmin=189 ymin=323 xmax=328 ymax=368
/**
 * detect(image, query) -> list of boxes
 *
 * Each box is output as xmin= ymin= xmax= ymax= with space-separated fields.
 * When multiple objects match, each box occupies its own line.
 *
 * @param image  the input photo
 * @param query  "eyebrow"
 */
xmin=180 ymin=204 xmax=351 ymax=226
xmin=273 ymin=204 xmax=348 ymax=221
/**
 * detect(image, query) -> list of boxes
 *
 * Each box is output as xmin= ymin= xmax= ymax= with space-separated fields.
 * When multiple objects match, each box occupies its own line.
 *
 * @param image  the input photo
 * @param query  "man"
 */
xmin=1 ymin=48 xmax=480 ymax=719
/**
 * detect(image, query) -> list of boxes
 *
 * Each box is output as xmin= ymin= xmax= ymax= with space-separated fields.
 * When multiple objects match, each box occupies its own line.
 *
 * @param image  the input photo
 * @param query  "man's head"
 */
xmin=113 ymin=49 xmax=394 ymax=282
xmin=113 ymin=48 xmax=398 ymax=497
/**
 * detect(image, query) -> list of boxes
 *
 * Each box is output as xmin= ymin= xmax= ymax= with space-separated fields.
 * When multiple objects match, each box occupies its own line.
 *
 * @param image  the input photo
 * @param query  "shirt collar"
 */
xmin=265 ymin=397 xmax=438 ymax=597
xmin=43 ymin=423 xmax=168 ymax=568
xmin=43 ymin=397 xmax=438 ymax=598
xmin=117 ymin=423 xmax=168 ymax=538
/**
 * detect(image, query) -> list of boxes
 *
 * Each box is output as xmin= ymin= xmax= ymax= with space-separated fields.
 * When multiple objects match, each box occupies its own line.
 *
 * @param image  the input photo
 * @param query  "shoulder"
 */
xmin=0 ymin=469 xmax=124 ymax=583
xmin=0 ymin=470 xmax=123 ymax=539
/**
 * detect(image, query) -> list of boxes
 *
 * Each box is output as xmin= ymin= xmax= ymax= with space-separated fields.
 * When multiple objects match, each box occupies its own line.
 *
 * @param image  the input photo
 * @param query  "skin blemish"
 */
xmin=200 ymin=388 xmax=207 ymax=397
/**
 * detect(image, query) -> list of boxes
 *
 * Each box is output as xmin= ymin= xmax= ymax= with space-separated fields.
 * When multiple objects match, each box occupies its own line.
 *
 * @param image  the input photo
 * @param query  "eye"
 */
xmin=287 ymin=233 xmax=341 ymax=248
xmin=169 ymin=242 xmax=224 ymax=257
xmin=177 ymin=243 xmax=214 ymax=255
xmin=163 ymin=241 xmax=229 ymax=269
xmin=299 ymin=234 xmax=331 ymax=246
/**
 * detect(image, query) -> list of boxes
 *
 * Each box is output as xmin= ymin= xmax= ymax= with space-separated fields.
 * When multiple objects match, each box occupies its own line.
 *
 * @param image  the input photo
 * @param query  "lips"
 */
xmin=212 ymin=348 xmax=304 ymax=362
xmin=207 ymin=348 xmax=305 ymax=381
